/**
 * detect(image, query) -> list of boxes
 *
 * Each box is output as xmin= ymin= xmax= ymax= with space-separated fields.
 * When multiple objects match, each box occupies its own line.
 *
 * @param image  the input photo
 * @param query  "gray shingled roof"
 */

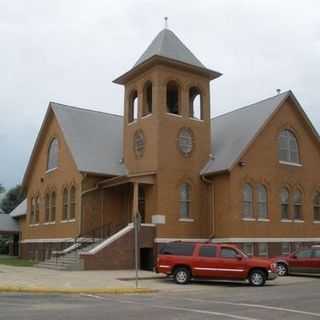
xmin=0 ymin=214 xmax=19 ymax=232
xmin=9 ymin=199 xmax=27 ymax=218
xmin=201 ymin=91 xmax=291 ymax=175
xmin=135 ymin=28 xmax=205 ymax=69
xmin=51 ymin=103 xmax=127 ymax=176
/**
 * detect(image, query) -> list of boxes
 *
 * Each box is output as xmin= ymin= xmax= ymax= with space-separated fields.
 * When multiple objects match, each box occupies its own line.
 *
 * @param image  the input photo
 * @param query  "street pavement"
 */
xmin=1 ymin=276 xmax=320 ymax=319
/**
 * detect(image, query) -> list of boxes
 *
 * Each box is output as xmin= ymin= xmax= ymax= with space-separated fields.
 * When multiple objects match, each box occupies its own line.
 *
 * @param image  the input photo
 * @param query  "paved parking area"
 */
xmin=1 ymin=276 xmax=320 ymax=319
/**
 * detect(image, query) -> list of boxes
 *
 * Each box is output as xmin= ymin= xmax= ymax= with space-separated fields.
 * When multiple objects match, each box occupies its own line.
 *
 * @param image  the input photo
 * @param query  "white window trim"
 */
xmin=242 ymin=217 xmax=256 ymax=221
xmin=128 ymin=119 xmax=138 ymax=126
xmin=45 ymin=167 xmax=58 ymax=174
xmin=29 ymin=223 xmax=40 ymax=227
xmin=257 ymin=218 xmax=270 ymax=222
xmin=293 ymin=219 xmax=304 ymax=223
xmin=141 ymin=113 xmax=152 ymax=119
xmin=166 ymin=112 xmax=183 ymax=118
xmin=61 ymin=219 xmax=76 ymax=224
xmin=179 ymin=218 xmax=194 ymax=223
xmin=189 ymin=117 xmax=204 ymax=122
xmin=279 ymin=161 xmax=302 ymax=167
xmin=281 ymin=219 xmax=293 ymax=223
xmin=313 ymin=220 xmax=320 ymax=224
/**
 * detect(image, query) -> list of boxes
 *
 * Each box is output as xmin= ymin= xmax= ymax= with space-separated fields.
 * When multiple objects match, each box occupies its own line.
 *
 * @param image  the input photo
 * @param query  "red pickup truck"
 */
xmin=156 ymin=242 xmax=277 ymax=286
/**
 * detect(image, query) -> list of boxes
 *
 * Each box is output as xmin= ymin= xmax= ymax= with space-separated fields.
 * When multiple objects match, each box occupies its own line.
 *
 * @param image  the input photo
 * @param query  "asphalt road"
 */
xmin=1 ymin=277 xmax=320 ymax=320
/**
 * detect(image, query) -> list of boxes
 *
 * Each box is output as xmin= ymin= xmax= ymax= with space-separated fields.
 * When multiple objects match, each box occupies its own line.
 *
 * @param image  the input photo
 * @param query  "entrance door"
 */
xmin=138 ymin=187 xmax=145 ymax=223
xmin=140 ymin=248 xmax=154 ymax=271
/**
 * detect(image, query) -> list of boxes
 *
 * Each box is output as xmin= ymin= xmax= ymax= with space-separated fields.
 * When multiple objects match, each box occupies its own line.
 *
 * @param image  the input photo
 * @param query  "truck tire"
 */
xmin=249 ymin=269 xmax=266 ymax=286
xmin=174 ymin=267 xmax=191 ymax=284
xmin=277 ymin=263 xmax=288 ymax=276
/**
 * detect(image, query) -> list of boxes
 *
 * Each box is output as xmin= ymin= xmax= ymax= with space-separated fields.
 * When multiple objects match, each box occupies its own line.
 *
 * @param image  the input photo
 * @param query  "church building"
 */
xmin=13 ymin=28 xmax=320 ymax=270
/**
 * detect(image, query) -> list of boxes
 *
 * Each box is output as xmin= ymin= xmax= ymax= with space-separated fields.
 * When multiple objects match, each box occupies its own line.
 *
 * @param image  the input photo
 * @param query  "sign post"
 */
xmin=134 ymin=211 xmax=141 ymax=289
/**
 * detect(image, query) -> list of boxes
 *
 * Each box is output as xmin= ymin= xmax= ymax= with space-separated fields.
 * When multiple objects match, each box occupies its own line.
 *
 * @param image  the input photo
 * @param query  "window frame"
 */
xmin=293 ymin=190 xmax=303 ymax=221
xmin=256 ymin=184 xmax=268 ymax=219
xmin=179 ymin=183 xmax=191 ymax=219
xmin=278 ymin=129 xmax=300 ymax=164
xmin=50 ymin=191 xmax=56 ymax=222
xmin=280 ymin=188 xmax=290 ymax=220
xmin=63 ymin=188 xmax=69 ymax=221
xmin=313 ymin=192 xmax=320 ymax=222
xmin=258 ymin=243 xmax=268 ymax=257
xmin=47 ymin=138 xmax=59 ymax=171
xmin=69 ymin=186 xmax=76 ymax=220
xmin=45 ymin=193 xmax=50 ymax=223
xmin=242 ymin=183 xmax=254 ymax=219
xmin=242 ymin=243 xmax=254 ymax=256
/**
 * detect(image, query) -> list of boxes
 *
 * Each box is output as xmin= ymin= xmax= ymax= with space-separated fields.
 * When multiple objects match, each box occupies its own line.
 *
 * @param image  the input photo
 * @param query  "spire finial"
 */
xmin=164 ymin=17 xmax=168 ymax=29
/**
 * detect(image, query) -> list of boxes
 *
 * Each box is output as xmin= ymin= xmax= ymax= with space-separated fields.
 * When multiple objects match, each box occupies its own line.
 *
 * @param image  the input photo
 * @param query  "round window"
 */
xmin=178 ymin=128 xmax=193 ymax=157
xmin=134 ymin=129 xmax=145 ymax=158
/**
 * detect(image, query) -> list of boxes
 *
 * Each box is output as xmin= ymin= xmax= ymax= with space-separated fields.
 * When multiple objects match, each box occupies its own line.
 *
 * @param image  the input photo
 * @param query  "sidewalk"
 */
xmin=0 ymin=265 xmax=164 ymax=293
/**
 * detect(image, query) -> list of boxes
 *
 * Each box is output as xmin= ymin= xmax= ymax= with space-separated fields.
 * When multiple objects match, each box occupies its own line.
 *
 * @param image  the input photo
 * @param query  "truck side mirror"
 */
xmin=236 ymin=254 xmax=243 ymax=260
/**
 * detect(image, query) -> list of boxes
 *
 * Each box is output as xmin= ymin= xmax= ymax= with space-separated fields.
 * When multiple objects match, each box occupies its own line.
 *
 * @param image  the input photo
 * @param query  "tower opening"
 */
xmin=143 ymin=81 xmax=153 ymax=116
xmin=166 ymin=81 xmax=180 ymax=115
xmin=128 ymin=90 xmax=138 ymax=123
xmin=189 ymin=87 xmax=203 ymax=120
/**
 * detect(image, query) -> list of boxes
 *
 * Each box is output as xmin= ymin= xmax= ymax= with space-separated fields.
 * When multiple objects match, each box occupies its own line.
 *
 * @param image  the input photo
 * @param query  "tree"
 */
xmin=0 ymin=185 xmax=25 ymax=214
xmin=0 ymin=184 xmax=4 ymax=194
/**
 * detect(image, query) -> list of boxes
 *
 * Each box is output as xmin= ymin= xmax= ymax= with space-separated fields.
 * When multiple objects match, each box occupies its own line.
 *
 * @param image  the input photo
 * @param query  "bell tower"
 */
xmin=114 ymin=27 xmax=221 ymax=238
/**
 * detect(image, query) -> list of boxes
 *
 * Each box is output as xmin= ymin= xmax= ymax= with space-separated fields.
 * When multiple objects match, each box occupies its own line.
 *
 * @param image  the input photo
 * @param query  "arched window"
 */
xmin=293 ymin=190 xmax=303 ymax=220
xmin=313 ymin=192 xmax=320 ymax=221
xmin=35 ymin=196 xmax=40 ymax=223
xmin=167 ymin=81 xmax=180 ymax=114
xmin=69 ymin=186 xmax=76 ymax=220
xmin=189 ymin=87 xmax=203 ymax=120
xmin=45 ymin=193 xmax=50 ymax=222
xmin=280 ymin=188 xmax=289 ymax=220
xmin=63 ymin=188 xmax=69 ymax=221
xmin=180 ymin=183 xmax=191 ymax=218
xmin=143 ymin=81 xmax=152 ymax=116
xmin=242 ymin=184 xmax=253 ymax=218
xmin=257 ymin=184 xmax=268 ymax=219
xmin=47 ymin=138 xmax=59 ymax=170
xmin=278 ymin=130 xmax=300 ymax=164
xmin=51 ymin=192 xmax=56 ymax=222
xmin=128 ymin=90 xmax=138 ymax=123
xmin=30 ymin=197 xmax=35 ymax=224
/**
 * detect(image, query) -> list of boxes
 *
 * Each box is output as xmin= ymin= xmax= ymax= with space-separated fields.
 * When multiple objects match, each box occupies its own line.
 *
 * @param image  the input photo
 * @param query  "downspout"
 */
xmin=201 ymin=175 xmax=215 ymax=239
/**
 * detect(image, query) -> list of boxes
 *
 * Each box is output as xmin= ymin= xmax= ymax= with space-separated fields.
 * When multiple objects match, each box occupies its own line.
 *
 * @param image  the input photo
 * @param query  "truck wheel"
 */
xmin=277 ymin=263 xmax=288 ymax=276
xmin=249 ymin=269 xmax=266 ymax=286
xmin=174 ymin=267 xmax=191 ymax=284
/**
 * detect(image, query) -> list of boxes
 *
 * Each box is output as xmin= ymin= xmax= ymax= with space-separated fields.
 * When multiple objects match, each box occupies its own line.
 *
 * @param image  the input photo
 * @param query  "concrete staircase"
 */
xmin=36 ymin=242 xmax=99 ymax=271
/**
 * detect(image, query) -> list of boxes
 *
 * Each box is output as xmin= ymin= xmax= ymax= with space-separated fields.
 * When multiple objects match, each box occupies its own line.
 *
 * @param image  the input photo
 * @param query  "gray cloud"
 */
xmin=1 ymin=0 xmax=320 ymax=188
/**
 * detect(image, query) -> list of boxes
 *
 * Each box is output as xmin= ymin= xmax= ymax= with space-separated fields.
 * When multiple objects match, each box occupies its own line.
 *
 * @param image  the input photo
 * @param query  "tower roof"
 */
xmin=134 ymin=28 xmax=205 ymax=69
xmin=114 ymin=28 xmax=221 ymax=84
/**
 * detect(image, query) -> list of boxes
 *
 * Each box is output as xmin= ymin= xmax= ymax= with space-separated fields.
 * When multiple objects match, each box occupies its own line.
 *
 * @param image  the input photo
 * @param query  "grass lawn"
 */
xmin=0 ymin=256 xmax=34 ymax=267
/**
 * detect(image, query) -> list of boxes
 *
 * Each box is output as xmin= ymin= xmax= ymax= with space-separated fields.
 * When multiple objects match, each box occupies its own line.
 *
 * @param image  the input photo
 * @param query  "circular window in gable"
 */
xmin=178 ymin=127 xmax=193 ymax=157
xmin=134 ymin=129 xmax=145 ymax=159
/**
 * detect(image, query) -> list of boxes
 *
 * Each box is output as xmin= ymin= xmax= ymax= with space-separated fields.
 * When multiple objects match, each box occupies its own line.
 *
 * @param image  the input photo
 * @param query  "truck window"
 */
xmin=160 ymin=243 xmax=195 ymax=256
xmin=220 ymin=247 xmax=238 ymax=258
xmin=199 ymin=246 xmax=216 ymax=257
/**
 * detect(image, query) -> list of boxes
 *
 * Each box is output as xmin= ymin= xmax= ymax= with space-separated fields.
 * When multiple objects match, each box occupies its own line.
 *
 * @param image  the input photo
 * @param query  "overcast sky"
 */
xmin=1 ymin=0 xmax=320 ymax=189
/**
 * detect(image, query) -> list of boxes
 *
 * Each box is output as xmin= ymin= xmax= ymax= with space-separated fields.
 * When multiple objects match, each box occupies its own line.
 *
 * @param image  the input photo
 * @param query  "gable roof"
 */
xmin=134 ymin=29 xmax=205 ymax=69
xmin=0 ymin=214 xmax=19 ymax=232
xmin=22 ymin=103 xmax=127 ymax=187
xmin=51 ymin=103 xmax=127 ymax=177
xmin=9 ymin=199 xmax=27 ymax=218
xmin=201 ymin=91 xmax=301 ymax=175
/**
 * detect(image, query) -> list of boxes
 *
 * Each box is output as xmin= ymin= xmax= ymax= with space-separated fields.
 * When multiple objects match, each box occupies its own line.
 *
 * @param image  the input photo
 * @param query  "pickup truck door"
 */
xmin=311 ymin=248 xmax=320 ymax=274
xmin=192 ymin=245 xmax=220 ymax=278
xmin=289 ymin=248 xmax=313 ymax=274
xmin=214 ymin=247 xmax=247 ymax=279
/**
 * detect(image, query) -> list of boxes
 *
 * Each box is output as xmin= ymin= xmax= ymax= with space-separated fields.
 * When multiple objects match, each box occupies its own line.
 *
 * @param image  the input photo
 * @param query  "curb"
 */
xmin=0 ymin=287 xmax=156 ymax=294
